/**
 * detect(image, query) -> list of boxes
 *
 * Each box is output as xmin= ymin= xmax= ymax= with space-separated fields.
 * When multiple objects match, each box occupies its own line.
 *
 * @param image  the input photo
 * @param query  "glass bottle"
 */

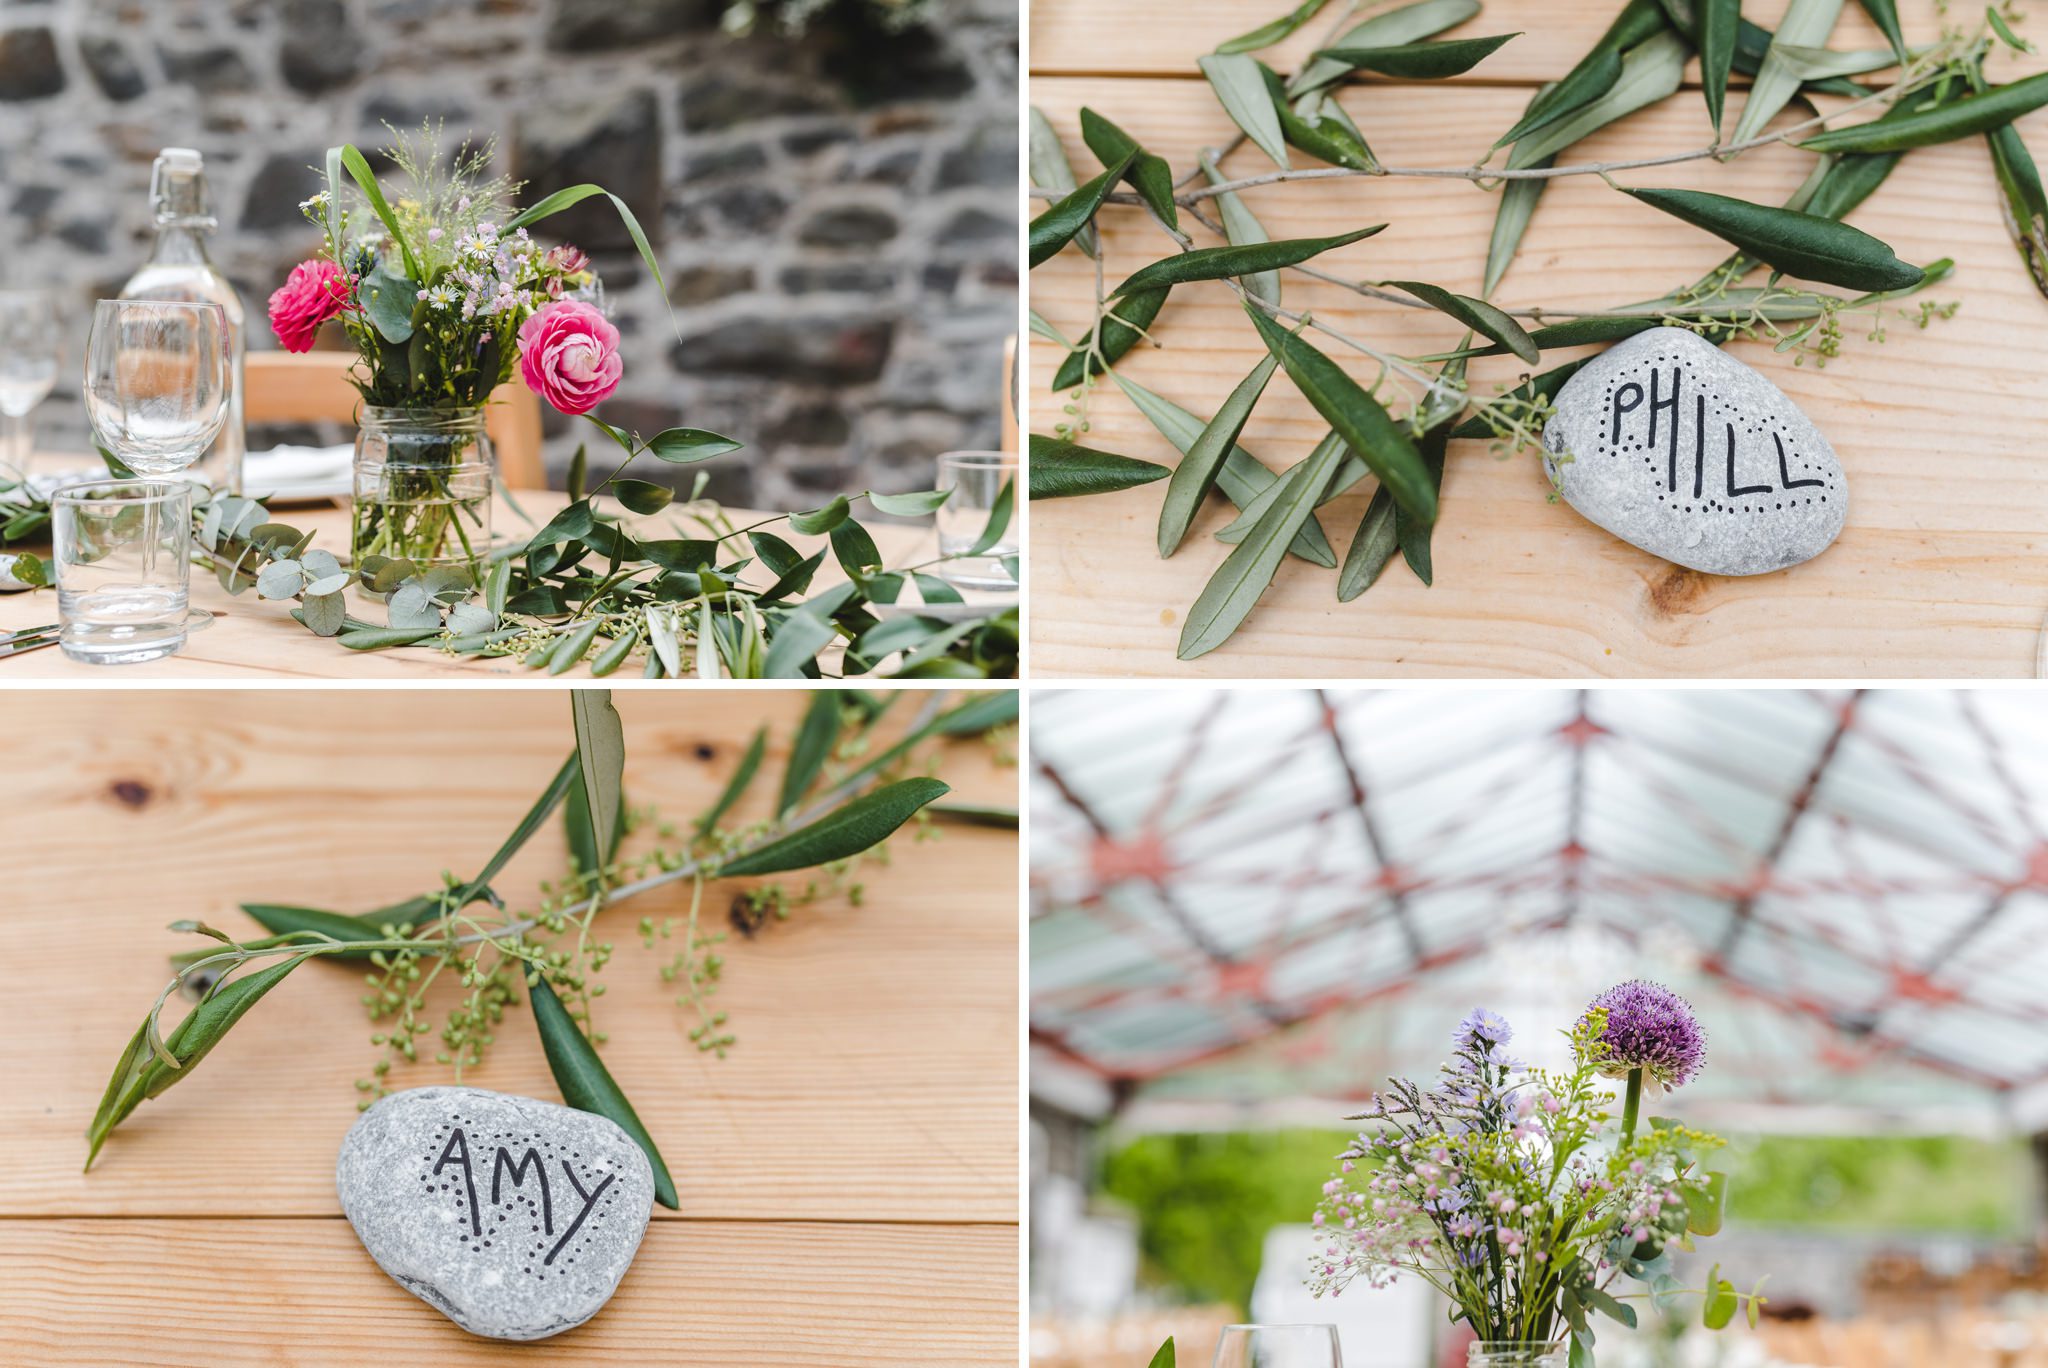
xmin=1468 ymin=1343 xmax=1567 ymax=1368
xmin=118 ymin=148 xmax=245 ymax=494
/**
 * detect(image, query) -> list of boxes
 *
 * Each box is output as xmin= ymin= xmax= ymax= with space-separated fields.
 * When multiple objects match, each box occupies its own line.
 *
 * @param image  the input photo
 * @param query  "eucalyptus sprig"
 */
xmin=1028 ymin=0 xmax=2031 ymax=660
xmin=84 ymin=687 xmax=1017 ymax=1186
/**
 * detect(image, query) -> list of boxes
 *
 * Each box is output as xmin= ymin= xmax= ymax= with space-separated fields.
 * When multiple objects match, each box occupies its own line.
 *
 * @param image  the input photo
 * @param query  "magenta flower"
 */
xmin=267 ymin=259 xmax=352 ymax=353
xmin=516 ymin=299 xmax=622 ymax=416
xmin=1582 ymin=980 xmax=1706 ymax=1090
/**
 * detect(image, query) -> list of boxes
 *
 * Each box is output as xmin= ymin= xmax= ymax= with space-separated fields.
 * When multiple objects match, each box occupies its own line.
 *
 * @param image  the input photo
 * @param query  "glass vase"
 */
xmin=350 ymin=405 xmax=493 ymax=577
xmin=1468 ymin=1343 xmax=1566 ymax=1368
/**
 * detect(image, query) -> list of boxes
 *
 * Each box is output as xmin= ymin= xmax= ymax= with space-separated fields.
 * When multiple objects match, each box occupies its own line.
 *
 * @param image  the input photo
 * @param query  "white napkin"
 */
xmin=244 ymin=443 xmax=354 ymax=503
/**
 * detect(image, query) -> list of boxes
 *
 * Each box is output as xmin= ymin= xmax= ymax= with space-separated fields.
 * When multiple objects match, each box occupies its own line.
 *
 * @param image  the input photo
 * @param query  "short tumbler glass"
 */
xmin=53 ymin=477 xmax=193 ymax=665
xmin=934 ymin=449 xmax=1019 ymax=592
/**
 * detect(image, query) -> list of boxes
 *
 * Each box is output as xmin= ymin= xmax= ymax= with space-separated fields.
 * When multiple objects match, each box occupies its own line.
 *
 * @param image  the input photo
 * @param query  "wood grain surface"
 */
xmin=1027 ymin=1 xmax=2048 ymax=678
xmin=0 ymin=479 xmax=946 ymax=680
xmin=0 ymin=690 xmax=1020 ymax=1365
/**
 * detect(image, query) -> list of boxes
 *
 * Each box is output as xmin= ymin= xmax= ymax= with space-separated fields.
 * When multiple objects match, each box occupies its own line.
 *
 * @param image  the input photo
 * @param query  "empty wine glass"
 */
xmin=0 ymin=289 xmax=60 ymax=476
xmin=82 ymin=299 xmax=229 ymax=477
xmin=1213 ymin=1324 xmax=1343 ymax=1368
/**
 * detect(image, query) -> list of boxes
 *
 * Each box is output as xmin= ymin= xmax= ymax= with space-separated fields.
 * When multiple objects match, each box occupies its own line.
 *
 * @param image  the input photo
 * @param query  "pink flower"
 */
xmin=267 ymin=259 xmax=352 ymax=353
xmin=543 ymin=243 xmax=590 ymax=276
xmin=516 ymin=300 xmax=622 ymax=416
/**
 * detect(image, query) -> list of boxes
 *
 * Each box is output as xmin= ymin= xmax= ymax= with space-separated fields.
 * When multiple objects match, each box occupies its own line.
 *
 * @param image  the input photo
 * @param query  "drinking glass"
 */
xmin=52 ymin=477 xmax=193 ymax=664
xmin=82 ymin=299 xmax=230 ymax=476
xmin=1212 ymin=1324 xmax=1343 ymax=1368
xmin=0 ymin=289 xmax=60 ymax=476
xmin=934 ymin=449 xmax=1018 ymax=592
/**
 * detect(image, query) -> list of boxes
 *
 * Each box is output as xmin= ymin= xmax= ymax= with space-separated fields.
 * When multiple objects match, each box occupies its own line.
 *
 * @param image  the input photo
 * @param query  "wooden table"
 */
xmin=0 ymin=483 xmax=943 ymax=679
xmin=1028 ymin=0 xmax=2048 ymax=678
xmin=0 ymin=692 xmax=1019 ymax=1365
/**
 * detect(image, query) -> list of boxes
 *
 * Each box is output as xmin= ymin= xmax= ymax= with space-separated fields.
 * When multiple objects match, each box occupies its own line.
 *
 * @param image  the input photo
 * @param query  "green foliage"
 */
xmin=1721 ymin=1133 xmax=2030 ymax=1235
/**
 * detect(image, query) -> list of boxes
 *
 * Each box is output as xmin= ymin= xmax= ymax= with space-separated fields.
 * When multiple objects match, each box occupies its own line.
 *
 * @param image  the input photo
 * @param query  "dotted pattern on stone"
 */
xmin=1602 ymin=351 xmax=1836 ymax=518
xmin=421 ymin=1112 xmax=628 ymax=1282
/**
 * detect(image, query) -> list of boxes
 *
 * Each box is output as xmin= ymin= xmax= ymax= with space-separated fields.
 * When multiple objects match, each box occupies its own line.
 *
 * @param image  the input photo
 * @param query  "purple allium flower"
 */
xmin=1453 ymin=1008 xmax=1513 ymax=1052
xmin=1582 ymin=980 xmax=1706 ymax=1089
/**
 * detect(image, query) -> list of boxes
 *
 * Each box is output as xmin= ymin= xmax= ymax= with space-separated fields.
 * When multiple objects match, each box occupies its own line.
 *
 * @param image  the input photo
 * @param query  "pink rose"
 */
xmin=516 ymin=300 xmax=622 ymax=416
xmin=267 ymin=259 xmax=352 ymax=353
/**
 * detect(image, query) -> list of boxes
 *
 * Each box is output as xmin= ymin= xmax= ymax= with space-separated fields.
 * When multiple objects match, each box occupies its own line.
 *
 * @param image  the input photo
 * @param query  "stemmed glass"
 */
xmin=80 ymin=299 xmax=231 ymax=629
xmin=0 ymin=289 xmax=60 ymax=477
xmin=1213 ymin=1324 xmax=1343 ymax=1368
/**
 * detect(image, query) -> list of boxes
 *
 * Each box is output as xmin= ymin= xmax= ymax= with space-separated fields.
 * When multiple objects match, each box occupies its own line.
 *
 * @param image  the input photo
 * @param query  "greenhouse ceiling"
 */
xmin=1030 ymin=690 xmax=2048 ymax=1131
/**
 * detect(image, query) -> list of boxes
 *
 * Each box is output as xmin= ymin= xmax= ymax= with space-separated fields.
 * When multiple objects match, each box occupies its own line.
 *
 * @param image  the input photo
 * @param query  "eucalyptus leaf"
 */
xmin=570 ymin=692 xmax=625 ymax=870
xmin=1080 ymin=109 xmax=1179 ymax=229
xmin=1218 ymin=0 xmax=1331 ymax=54
xmin=528 ymin=975 xmax=677 ymax=1209
xmin=447 ymin=600 xmax=496 ymax=636
xmin=386 ymin=581 xmax=442 ymax=629
xmin=1158 ymin=354 xmax=1280 ymax=556
xmin=1051 ymin=287 xmax=1170 ymax=390
xmin=1029 ymin=150 xmax=1137 ymax=268
xmin=719 ymin=777 xmax=950 ymax=877
xmin=1624 ymin=186 xmax=1924 ymax=289
xmin=1244 ymin=307 xmax=1435 ymax=523
xmin=256 ymin=560 xmax=304 ymax=600
xmin=1731 ymin=0 xmax=1845 ymax=145
xmin=1291 ymin=0 xmax=1482 ymax=95
xmin=1388 ymin=280 xmax=1539 ymax=362
xmin=1687 ymin=1170 xmax=1730 ymax=1236
xmin=1028 ymin=434 xmax=1171 ymax=499
xmin=1113 ymin=226 xmax=1384 ymax=297
xmin=301 ymin=591 xmax=347 ymax=637
xmin=1313 ymin=32 xmax=1520 ymax=80
xmin=1201 ymin=52 xmax=1292 ymax=168
xmin=357 ymin=260 xmax=418 ymax=344
xmin=1201 ymin=154 xmax=1280 ymax=304
xmin=1029 ymin=107 xmax=1095 ymax=258
xmin=1802 ymin=72 xmax=2048 ymax=152
xmin=1702 ymin=1276 xmax=1740 ymax=1330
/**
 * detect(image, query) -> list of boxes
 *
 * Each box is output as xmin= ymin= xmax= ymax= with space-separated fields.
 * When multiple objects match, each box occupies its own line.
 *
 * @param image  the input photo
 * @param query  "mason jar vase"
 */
xmin=350 ymin=405 xmax=494 ymax=577
xmin=1467 ymin=1343 xmax=1567 ymax=1368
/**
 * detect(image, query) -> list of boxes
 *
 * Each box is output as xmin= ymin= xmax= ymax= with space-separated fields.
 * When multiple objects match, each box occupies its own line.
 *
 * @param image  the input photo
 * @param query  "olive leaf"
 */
xmin=780 ymin=693 xmax=841 ymax=816
xmin=1493 ymin=0 xmax=1670 ymax=149
xmin=1386 ymin=280 xmax=1539 ymax=362
xmin=1988 ymin=119 xmax=2048 ymax=295
xmin=1178 ymin=426 xmax=1348 ymax=659
xmin=1201 ymin=52 xmax=1292 ymax=168
xmin=528 ymin=975 xmax=678 ymax=1209
xmin=1801 ymin=72 xmax=2048 ymax=152
xmin=447 ymin=752 xmax=581 ymax=910
xmin=1244 ymin=307 xmax=1435 ymax=523
xmin=1214 ymin=430 xmax=1357 ymax=549
xmin=1263 ymin=64 xmax=1376 ymax=169
xmin=1159 ymin=354 xmax=1280 ymax=556
xmin=1029 ymin=106 xmax=1094 ymax=258
xmin=1028 ymin=434 xmax=1171 ymax=499
xmin=1730 ymin=0 xmax=1846 ymax=146
xmin=1699 ymin=0 xmax=1740 ymax=135
xmin=1080 ymin=109 xmax=1179 ymax=230
xmin=1291 ymin=0 xmax=1482 ymax=95
xmin=1218 ymin=0 xmax=1332 ymax=54
xmin=570 ymin=691 xmax=625 ymax=878
xmin=1312 ymin=32 xmax=1521 ymax=80
xmin=698 ymin=726 xmax=767 ymax=834
xmin=1030 ymin=150 xmax=1137 ymax=267
xmin=1623 ymin=186 xmax=1924 ymax=289
xmin=239 ymin=903 xmax=420 ymax=958
xmin=1112 ymin=225 xmax=1384 ymax=296
xmin=1110 ymin=373 xmax=1337 ymax=565
xmin=1485 ymin=83 xmax=1557 ymax=297
xmin=719 ymin=778 xmax=950 ymax=877
xmin=1857 ymin=0 xmax=1908 ymax=64
xmin=1338 ymin=485 xmax=1400 ymax=601
xmin=1051 ymin=287 xmax=1170 ymax=390
xmin=1508 ymin=30 xmax=1688 ymax=169
xmin=1201 ymin=154 xmax=1281 ymax=304
xmin=1395 ymin=355 xmax=1469 ymax=585
xmin=1769 ymin=41 xmax=1909 ymax=80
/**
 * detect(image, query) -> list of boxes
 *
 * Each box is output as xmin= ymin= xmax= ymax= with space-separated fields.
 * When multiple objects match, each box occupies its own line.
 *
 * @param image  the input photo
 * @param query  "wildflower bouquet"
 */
xmin=1311 ymin=983 xmax=1767 ymax=1367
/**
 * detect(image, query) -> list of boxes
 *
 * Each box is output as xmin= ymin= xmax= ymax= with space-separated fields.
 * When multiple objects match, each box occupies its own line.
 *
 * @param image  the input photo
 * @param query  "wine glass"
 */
xmin=0 ymin=289 xmax=60 ymax=478
xmin=82 ymin=299 xmax=230 ymax=477
xmin=1213 ymin=1324 xmax=1343 ymax=1368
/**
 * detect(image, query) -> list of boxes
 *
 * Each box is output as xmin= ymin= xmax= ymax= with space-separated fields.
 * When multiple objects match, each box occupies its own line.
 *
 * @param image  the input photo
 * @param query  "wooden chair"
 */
xmin=1002 ymin=334 xmax=1018 ymax=454
xmin=242 ymin=350 xmax=547 ymax=489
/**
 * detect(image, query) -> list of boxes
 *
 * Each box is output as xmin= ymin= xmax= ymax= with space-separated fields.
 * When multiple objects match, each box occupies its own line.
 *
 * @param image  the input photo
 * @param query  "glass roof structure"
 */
xmin=1030 ymin=690 xmax=2048 ymax=1133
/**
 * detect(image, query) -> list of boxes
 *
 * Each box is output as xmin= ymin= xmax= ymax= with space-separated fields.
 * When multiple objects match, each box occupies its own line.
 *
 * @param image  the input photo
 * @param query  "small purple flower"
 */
xmin=1582 ymin=980 xmax=1706 ymax=1089
xmin=1453 ymin=1007 xmax=1513 ymax=1052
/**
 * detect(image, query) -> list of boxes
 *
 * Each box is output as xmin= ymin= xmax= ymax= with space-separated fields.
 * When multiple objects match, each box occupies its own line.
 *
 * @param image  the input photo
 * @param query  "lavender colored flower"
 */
xmin=1453 ymin=1007 xmax=1512 ymax=1052
xmin=1582 ymin=980 xmax=1706 ymax=1090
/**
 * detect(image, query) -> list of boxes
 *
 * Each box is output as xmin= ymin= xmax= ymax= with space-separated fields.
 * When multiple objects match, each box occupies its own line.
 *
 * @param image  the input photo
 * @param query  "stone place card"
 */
xmin=1542 ymin=327 xmax=1848 ymax=576
xmin=337 ymin=1086 xmax=656 ymax=1341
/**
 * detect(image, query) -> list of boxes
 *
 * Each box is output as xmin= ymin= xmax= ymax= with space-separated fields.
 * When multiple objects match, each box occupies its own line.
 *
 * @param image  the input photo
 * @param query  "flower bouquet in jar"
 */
xmin=268 ymin=126 xmax=650 ymax=578
xmin=1310 ymin=983 xmax=1769 ymax=1368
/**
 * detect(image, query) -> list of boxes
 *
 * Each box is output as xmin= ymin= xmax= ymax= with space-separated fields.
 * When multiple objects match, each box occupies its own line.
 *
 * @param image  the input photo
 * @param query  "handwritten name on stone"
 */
xmin=1542 ymin=327 xmax=1848 ymax=576
xmin=427 ymin=1122 xmax=620 ymax=1272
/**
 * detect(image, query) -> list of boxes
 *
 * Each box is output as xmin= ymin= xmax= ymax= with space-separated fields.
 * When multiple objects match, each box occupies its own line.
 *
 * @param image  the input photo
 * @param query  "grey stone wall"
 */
xmin=0 ymin=0 xmax=1018 ymax=511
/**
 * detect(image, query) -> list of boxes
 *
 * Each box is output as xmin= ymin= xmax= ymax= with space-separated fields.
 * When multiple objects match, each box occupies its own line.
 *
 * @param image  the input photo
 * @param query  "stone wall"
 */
xmin=0 ymin=0 xmax=1019 ymax=510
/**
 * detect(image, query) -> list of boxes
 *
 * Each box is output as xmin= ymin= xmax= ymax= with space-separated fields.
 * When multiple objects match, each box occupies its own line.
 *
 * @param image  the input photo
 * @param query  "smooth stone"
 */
xmin=337 ymin=1086 xmax=655 ymax=1341
xmin=1541 ymin=326 xmax=1847 ymax=576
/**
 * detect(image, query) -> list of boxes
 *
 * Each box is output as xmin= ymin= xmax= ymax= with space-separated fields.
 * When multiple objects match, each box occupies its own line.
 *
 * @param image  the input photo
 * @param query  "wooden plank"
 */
xmin=1026 ymin=76 xmax=2048 ymax=678
xmin=0 ymin=1219 xmax=1019 ymax=1366
xmin=0 ymin=483 xmax=939 ymax=679
xmin=0 ymin=691 xmax=1018 ymax=1222
xmin=1029 ymin=0 xmax=2044 ymax=84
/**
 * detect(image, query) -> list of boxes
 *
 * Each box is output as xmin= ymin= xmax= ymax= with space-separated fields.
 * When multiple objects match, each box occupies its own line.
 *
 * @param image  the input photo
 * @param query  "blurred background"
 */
xmin=1030 ymin=689 xmax=2048 ymax=1368
xmin=0 ymin=0 xmax=1017 ymax=508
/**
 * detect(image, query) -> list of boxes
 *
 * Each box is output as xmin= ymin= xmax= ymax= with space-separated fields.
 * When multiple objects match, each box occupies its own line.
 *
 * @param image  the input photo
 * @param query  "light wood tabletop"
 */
xmin=0 ymin=690 xmax=1020 ymax=1365
xmin=0 ymin=480 xmax=952 ymax=680
xmin=1028 ymin=0 xmax=2048 ymax=678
